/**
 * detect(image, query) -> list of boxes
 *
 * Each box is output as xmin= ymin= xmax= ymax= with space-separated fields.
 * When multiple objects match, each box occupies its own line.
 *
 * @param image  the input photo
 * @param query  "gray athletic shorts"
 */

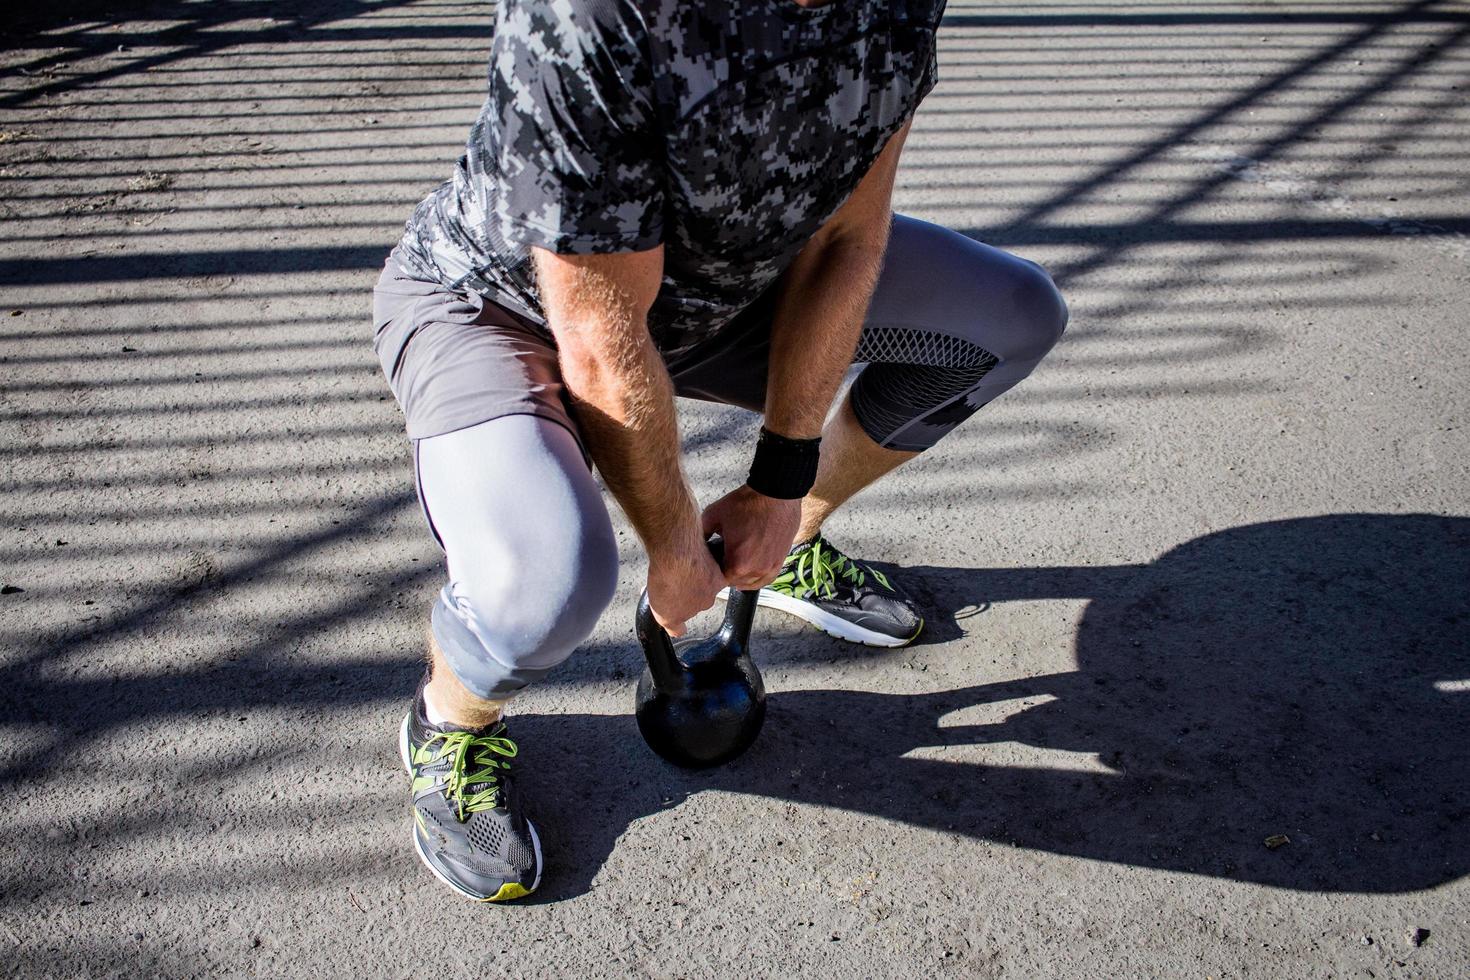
xmin=372 ymin=214 xmax=1068 ymax=453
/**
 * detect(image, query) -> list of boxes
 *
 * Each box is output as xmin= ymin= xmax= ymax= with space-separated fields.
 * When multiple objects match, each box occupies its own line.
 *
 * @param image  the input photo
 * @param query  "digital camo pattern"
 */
xmin=397 ymin=0 xmax=945 ymax=356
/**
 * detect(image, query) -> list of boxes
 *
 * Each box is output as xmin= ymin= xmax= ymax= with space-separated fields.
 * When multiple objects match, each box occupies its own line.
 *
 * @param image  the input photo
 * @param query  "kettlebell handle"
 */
xmin=635 ymin=537 xmax=759 ymax=686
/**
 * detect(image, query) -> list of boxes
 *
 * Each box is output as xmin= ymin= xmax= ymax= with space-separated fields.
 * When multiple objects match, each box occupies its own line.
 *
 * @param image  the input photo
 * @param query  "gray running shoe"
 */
xmin=724 ymin=534 xmax=924 ymax=647
xmin=398 ymin=678 xmax=542 ymax=902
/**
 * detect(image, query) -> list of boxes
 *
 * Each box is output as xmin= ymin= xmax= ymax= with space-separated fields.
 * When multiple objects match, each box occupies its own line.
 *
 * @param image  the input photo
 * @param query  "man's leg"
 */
xmin=794 ymin=398 xmax=917 ymax=544
xmin=752 ymin=216 xmax=1069 ymax=645
xmin=417 ymin=414 xmax=617 ymax=708
xmin=677 ymin=215 xmax=1067 ymax=644
xmin=404 ymin=413 xmax=618 ymax=901
xmin=425 ymin=633 xmax=504 ymax=729
xmin=800 ymin=215 xmax=1070 ymax=538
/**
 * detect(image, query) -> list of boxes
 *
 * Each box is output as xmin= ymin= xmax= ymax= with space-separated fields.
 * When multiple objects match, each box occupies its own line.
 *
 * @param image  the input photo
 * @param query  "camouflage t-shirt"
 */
xmin=397 ymin=0 xmax=945 ymax=356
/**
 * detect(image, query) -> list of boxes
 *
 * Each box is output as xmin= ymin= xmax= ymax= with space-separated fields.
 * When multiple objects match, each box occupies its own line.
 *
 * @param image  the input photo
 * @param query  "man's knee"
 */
xmin=1001 ymin=258 xmax=1069 ymax=363
xmin=433 ymin=524 xmax=619 ymax=699
xmin=463 ymin=530 xmax=619 ymax=663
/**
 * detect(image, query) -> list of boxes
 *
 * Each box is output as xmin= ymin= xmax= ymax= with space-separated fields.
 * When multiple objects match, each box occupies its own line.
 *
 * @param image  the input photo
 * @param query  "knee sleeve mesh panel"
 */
xmin=853 ymin=327 xmax=1000 ymax=371
xmin=850 ymin=328 xmax=998 ymax=450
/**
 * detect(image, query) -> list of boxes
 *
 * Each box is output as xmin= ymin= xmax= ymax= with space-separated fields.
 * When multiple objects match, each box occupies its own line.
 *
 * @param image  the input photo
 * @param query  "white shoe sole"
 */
xmin=718 ymin=587 xmax=920 ymax=648
xmin=399 ymin=713 xmax=543 ymax=902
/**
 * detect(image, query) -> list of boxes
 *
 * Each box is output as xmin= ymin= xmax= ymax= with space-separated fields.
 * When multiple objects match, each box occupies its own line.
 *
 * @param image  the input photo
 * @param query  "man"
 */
xmin=373 ymin=0 xmax=1067 ymax=902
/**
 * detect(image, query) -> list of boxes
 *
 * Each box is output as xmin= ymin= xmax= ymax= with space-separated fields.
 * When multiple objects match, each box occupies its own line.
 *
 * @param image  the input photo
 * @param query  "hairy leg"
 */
xmin=796 ymin=394 xmax=918 ymax=544
xmin=426 ymin=631 xmax=508 ymax=729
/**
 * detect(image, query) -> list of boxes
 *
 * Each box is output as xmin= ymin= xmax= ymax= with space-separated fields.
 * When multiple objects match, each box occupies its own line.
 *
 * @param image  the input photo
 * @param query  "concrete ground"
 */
xmin=2 ymin=0 xmax=1468 ymax=976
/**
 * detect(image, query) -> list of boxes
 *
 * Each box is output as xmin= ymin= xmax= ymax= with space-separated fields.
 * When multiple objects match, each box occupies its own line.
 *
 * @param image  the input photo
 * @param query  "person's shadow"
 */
xmin=514 ymin=513 xmax=1469 ymax=900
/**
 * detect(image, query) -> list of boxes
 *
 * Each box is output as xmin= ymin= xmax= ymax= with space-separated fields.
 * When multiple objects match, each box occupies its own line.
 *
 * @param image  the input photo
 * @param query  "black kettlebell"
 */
xmin=634 ymin=539 xmax=766 ymax=768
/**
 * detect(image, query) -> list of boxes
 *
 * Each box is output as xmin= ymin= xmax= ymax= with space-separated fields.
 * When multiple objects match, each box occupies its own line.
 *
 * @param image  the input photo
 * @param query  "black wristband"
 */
xmin=746 ymin=427 xmax=821 ymax=499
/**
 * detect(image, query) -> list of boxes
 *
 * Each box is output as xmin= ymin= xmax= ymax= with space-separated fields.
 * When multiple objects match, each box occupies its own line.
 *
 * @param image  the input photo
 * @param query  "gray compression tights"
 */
xmin=417 ymin=415 xmax=619 ymax=700
xmin=419 ymin=227 xmax=1067 ymax=700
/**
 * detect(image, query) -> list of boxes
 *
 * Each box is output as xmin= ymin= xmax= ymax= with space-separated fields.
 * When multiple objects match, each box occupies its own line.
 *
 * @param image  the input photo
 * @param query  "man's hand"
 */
xmin=646 ymin=526 xmax=728 ymax=638
xmin=701 ymin=487 xmax=801 ymax=591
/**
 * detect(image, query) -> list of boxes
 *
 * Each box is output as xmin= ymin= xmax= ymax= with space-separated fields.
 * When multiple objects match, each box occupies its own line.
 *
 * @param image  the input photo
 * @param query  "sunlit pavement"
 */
xmin=1 ymin=1 xmax=1467 ymax=975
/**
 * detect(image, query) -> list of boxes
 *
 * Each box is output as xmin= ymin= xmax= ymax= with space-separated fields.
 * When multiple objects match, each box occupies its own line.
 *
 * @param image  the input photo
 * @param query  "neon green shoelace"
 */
xmin=427 ymin=729 xmax=517 ymax=821
xmin=783 ymin=539 xmax=891 ymax=599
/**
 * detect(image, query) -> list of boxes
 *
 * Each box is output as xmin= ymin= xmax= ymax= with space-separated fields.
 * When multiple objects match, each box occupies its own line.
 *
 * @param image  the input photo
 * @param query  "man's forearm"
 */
xmin=561 ymin=332 xmax=699 ymax=552
xmin=764 ymin=224 xmax=892 ymax=439
xmin=764 ymin=120 xmax=909 ymax=440
xmin=532 ymin=247 xmax=700 ymax=555
xmin=532 ymin=246 xmax=724 ymax=633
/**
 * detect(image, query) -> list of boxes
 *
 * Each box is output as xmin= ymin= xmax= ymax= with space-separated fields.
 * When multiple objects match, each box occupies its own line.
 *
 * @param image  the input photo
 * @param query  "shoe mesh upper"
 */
xmin=468 ymin=816 xmax=504 ymax=854
xmin=465 ymin=816 xmax=533 ymax=869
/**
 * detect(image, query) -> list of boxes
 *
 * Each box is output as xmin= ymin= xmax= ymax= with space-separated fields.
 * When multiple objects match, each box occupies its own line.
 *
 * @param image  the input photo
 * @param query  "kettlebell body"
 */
xmin=634 ymin=567 xmax=766 ymax=767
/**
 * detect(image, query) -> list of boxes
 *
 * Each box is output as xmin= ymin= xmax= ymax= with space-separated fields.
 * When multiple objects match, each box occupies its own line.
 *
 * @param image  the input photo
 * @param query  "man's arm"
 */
xmin=705 ymin=121 xmax=912 ymax=587
xmin=532 ymin=246 xmax=723 ymax=637
xmin=765 ymin=120 xmax=911 ymax=438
